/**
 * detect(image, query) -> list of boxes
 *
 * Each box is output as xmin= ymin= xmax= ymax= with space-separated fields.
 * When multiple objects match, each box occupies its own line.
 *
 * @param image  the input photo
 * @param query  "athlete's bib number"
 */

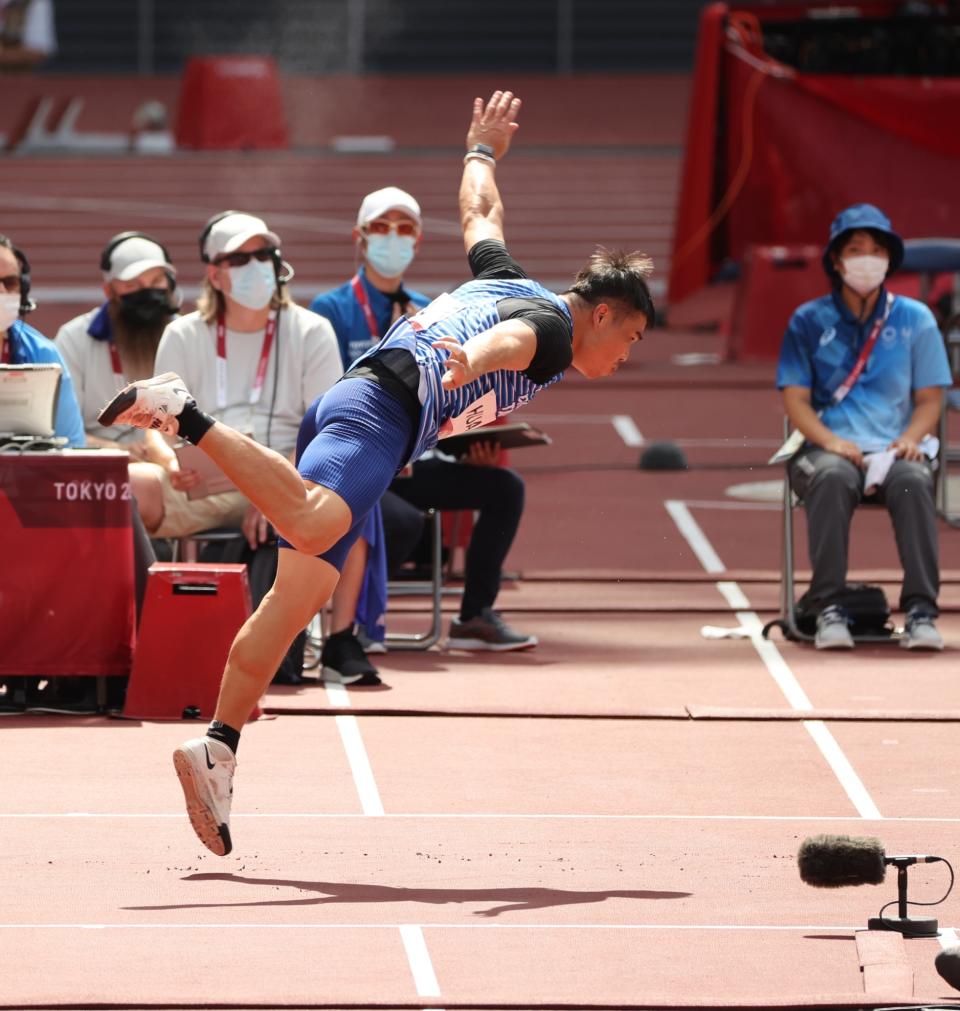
xmin=440 ymin=389 xmax=498 ymax=437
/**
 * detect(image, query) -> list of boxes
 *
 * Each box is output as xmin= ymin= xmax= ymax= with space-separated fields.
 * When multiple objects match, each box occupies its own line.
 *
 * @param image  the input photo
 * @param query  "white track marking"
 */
xmin=334 ymin=716 xmax=383 ymax=817
xmin=611 ymin=415 xmax=644 ymax=447
xmin=0 ymin=922 xmax=866 ymax=931
xmin=664 ymin=500 xmax=725 ymax=573
xmin=665 ymin=500 xmax=882 ymax=820
xmin=3 ymin=812 xmax=958 ymax=822
xmin=939 ymin=927 xmax=958 ymax=949
xmin=326 ymin=689 xmax=441 ymax=995
xmin=400 ymin=924 xmax=442 ymax=996
xmin=324 ymin=681 xmax=351 ymax=708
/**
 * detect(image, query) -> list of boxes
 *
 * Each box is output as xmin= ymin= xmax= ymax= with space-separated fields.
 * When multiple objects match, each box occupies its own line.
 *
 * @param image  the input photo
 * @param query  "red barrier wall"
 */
xmin=669 ymin=4 xmax=960 ymax=305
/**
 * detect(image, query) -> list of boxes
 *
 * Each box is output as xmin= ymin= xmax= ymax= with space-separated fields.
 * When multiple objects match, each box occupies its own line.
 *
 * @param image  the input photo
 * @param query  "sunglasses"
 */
xmin=0 ymin=274 xmax=21 ymax=293
xmin=364 ymin=220 xmax=418 ymax=237
xmin=213 ymin=247 xmax=278 ymax=268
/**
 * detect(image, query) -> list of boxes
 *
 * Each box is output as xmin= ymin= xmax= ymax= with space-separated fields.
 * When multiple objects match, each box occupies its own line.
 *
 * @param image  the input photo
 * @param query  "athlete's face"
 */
xmin=572 ymin=303 xmax=648 ymax=378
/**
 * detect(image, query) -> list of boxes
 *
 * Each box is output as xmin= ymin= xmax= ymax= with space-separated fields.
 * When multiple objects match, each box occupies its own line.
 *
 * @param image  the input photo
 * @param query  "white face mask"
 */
xmin=227 ymin=259 xmax=276 ymax=310
xmin=0 ymin=292 xmax=21 ymax=332
xmin=840 ymin=254 xmax=888 ymax=297
xmin=365 ymin=234 xmax=416 ymax=278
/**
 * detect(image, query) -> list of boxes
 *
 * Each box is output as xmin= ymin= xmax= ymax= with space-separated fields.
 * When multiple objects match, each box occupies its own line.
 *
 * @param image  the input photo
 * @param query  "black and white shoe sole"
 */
xmin=97 ymin=385 xmax=139 ymax=427
xmin=172 ymin=748 xmax=232 ymax=856
xmin=321 ymin=665 xmax=382 ymax=686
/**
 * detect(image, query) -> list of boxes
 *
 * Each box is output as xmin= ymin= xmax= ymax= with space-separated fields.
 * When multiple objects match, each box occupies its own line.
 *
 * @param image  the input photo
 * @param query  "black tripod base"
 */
xmin=867 ymin=915 xmax=939 ymax=937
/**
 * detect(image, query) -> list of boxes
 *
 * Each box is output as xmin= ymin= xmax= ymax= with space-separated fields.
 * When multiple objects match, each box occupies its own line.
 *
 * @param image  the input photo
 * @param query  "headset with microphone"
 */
xmin=0 ymin=234 xmax=37 ymax=315
xmin=198 ymin=210 xmax=294 ymax=286
xmin=100 ymin=231 xmax=182 ymax=310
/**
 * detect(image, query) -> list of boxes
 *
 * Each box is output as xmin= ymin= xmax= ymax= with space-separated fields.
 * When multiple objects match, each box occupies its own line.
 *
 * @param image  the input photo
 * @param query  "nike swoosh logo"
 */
xmin=203 ymin=745 xmax=216 ymax=770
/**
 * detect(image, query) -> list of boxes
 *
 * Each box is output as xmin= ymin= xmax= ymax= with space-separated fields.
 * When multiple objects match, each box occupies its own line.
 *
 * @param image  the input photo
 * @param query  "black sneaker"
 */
xmin=320 ymin=628 xmax=382 ymax=685
xmin=447 ymin=608 xmax=538 ymax=652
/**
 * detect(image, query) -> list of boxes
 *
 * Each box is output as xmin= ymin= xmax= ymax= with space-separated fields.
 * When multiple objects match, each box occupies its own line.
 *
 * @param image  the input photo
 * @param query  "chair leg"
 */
xmin=385 ymin=509 xmax=444 ymax=651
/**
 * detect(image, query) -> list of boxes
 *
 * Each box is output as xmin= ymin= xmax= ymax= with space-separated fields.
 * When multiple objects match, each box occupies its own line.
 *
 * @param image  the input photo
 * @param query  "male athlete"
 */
xmin=100 ymin=90 xmax=655 ymax=856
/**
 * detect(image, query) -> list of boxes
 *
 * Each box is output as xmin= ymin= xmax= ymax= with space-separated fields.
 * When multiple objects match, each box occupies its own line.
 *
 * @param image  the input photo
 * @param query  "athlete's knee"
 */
xmin=284 ymin=495 xmax=352 ymax=556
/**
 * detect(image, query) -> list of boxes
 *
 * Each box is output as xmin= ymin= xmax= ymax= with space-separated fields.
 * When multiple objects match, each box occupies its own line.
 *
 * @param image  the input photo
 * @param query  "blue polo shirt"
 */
xmin=309 ymin=266 xmax=430 ymax=370
xmin=776 ymin=289 xmax=952 ymax=453
xmin=6 ymin=319 xmax=85 ymax=446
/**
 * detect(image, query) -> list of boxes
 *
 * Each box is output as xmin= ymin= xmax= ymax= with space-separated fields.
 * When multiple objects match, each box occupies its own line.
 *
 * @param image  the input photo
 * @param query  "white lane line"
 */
xmin=664 ymin=500 xmax=724 ymax=573
xmin=665 ymin=500 xmax=883 ymax=821
xmin=611 ymin=415 xmax=644 ymax=447
xmin=0 ymin=922 xmax=865 ymax=931
xmin=400 ymin=924 xmax=442 ymax=997
xmin=325 ymin=681 xmax=351 ymax=709
xmin=939 ymin=927 xmax=959 ymax=949
xmin=334 ymin=715 xmax=383 ymax=816
xmin=3 ymin=812 xmax=958 ymax=822
xmin=326 ymin=680 xmax=440 ymax=995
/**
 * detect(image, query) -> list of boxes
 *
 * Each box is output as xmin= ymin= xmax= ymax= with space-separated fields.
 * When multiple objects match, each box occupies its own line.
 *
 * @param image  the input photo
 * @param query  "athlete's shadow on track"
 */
xmin=127 ymin=873 xmax=692 ymax=917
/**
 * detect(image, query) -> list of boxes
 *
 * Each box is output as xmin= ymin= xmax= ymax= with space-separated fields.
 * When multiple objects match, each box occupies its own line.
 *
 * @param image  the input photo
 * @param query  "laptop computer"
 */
xmin=0 ymin=363 xmax=62 ymax=440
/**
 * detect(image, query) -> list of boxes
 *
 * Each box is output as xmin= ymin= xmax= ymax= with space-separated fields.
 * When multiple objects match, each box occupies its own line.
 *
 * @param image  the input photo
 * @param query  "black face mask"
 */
xmin=118 ymin=287 xmax=175 ymax=326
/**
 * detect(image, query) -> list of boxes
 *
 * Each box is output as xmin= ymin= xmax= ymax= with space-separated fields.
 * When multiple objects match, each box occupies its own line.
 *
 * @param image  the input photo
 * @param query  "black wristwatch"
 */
xmin=468 ymin=143 xmax=496 ymax=160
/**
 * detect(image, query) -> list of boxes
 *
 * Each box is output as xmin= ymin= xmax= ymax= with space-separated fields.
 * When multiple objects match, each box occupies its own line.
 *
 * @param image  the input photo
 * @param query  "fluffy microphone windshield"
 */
xmin=797 ymin=834 xmax=887 ymax=887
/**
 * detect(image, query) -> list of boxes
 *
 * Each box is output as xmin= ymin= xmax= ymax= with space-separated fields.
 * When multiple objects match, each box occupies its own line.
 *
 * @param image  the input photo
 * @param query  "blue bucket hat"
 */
xmin=822 ymin=203 xmax=904 ymax=282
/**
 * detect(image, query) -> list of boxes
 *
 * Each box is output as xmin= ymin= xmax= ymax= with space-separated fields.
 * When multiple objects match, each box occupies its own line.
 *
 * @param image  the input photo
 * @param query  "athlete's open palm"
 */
xmin=466 ymin=90 xmax=521 ymax=161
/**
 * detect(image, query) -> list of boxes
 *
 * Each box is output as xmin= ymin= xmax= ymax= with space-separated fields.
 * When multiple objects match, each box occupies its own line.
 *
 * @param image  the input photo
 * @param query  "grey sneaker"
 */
xmin=901 ymin=610 xmax=944 ymax=651
xmin=447 ymin=608 xmax=538 ymax=652
xmin=815 ymin=605 xmax=854 ymax=650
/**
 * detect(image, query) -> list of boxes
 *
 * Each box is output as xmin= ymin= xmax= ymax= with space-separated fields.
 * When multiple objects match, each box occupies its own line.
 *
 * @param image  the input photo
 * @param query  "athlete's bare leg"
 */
xmin=193 ymin=422 xmax=352 ymax=556
xmin=214 ymin=547 xmax=340 ymax=728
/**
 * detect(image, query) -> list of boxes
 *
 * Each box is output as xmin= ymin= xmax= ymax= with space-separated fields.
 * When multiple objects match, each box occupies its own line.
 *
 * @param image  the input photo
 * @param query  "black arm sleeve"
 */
xmin=467 ymin=239 xmax=529 ymax=280
xmin=497 ymin=296 xmax=574 ymax=384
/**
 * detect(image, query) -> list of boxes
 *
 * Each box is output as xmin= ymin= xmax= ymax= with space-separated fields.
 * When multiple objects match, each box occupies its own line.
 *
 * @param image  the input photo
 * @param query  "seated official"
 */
xmin=777 ymin=203 xmax=952 ymax=651
xmin=0 ymin=233 xmax=83 ymax=446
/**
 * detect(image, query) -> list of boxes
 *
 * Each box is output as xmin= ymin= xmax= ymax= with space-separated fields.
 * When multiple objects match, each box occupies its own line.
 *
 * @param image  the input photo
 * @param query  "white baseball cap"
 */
xmin=203 ymin=212 xmax=281 ymax=262
xmin=356 ymin=187 xmax=421 ymax=228
xmin=102 ymin=235 xmax=176 ymax=282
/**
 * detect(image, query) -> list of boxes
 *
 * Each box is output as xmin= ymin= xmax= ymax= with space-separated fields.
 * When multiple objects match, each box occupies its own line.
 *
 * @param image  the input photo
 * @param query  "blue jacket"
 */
xmin=309 ymin=266 xmax=430 ymax=370
xmin=6 ymin=319 xmax=86 ymax=446
xmin=776 ymin=289 xmax=952 ymax=453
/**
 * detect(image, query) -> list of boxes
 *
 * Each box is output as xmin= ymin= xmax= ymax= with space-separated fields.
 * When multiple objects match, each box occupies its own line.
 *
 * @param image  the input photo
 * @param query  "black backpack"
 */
xmin=795 ymin=583 xmax=893 ymax=638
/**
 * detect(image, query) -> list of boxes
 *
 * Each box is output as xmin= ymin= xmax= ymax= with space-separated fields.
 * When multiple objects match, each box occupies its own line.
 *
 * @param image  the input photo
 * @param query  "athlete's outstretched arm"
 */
xmin=459 ymin=90 xmax=522 ymax=253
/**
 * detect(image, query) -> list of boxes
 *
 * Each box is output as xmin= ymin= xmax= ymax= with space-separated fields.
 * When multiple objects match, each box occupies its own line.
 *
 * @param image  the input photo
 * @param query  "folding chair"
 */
xmin=763 ymin=421 xmax=898 ymax=644
xmin=384 ymin=508 xmax=444 ymax=650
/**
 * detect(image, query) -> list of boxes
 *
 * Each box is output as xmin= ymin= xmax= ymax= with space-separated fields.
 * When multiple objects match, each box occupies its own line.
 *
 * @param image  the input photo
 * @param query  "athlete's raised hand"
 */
xmin=466 ymin=90 xmax=522 ymax=161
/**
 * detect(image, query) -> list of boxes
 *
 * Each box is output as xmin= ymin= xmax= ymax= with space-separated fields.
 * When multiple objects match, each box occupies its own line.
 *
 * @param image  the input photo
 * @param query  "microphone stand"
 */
xmin=867 ymin=858 xmax=938 ymax=936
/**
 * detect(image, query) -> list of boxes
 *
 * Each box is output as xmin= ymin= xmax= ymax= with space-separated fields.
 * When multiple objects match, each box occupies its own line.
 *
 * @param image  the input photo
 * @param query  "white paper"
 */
xmin=862 ymin=449 xmax=897 ymax=495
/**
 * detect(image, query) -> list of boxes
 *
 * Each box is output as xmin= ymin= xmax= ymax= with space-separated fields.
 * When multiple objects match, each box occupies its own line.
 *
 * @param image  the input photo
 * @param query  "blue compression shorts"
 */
xmin=277 ymin=377 xmax=414 ymax=571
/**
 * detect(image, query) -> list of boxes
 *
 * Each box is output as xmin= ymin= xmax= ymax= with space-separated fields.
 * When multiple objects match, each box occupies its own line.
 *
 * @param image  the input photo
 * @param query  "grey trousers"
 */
xmin=789 ymin=448 xmax=939 ymax=615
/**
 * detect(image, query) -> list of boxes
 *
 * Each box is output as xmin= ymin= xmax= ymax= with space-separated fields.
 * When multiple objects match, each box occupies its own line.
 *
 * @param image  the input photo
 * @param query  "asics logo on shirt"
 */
xmin=819 ymin=327 xmax=836 ymax=347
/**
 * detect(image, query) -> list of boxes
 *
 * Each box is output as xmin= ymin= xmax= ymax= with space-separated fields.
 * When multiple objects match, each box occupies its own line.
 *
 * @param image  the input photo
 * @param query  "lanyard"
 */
xmin=351 ymin=274 xmax=380 ymax=340
xmin=832 ymin=292 xmax=894 ymax=406
xmin=215 ymin=310 xmax=277 ymax=411
xmin=108 ymin=340 xmax=124 ymax=387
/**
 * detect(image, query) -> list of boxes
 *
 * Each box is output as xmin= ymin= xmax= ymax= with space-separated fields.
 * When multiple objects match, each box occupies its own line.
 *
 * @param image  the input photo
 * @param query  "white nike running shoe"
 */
xmin=172 ymin=738 xmax=236 ymax=856
xmin=98 ymin=371 xmax=192 ymax=435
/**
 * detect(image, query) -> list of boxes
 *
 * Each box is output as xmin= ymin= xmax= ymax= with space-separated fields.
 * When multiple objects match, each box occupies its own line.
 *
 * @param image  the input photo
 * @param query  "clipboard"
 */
xmin=173 ymin=442 xmax=235 ymax=500
xmin=436 ymin=421 xmax=551 ymax=459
